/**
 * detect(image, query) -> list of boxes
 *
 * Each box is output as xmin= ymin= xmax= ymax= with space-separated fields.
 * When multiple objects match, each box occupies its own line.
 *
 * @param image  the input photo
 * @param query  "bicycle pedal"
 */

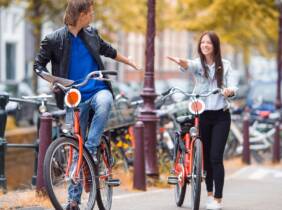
xmin=167 ymin=176 xmax=178 ymax=185
xmin=105 ymin=178 xmax=121 ymax=187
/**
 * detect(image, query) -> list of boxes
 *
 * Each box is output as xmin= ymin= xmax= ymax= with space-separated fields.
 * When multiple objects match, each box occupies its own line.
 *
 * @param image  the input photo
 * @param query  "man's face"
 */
xmin=79 ymin=5 xmax=94 ymax=27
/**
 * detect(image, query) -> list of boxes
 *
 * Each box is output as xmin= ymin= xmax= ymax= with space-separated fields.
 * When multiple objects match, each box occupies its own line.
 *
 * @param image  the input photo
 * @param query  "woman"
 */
xmin=167 ymin=31 xmax=238 ymax=210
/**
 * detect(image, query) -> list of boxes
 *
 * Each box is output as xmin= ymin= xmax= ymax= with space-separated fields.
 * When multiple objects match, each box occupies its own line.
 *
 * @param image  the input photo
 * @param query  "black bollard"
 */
xmin=0 ymin=92 xmax=9 ymax=193
xmin=133 ymin=121 xmax=146 ymax=191
xmin=272 ymin=120 xmax=281 ymax=163
xmin=36 ymin=112 xmax=52 ymax=195
xmin=242 ymin=107 xmax=251 ymax=164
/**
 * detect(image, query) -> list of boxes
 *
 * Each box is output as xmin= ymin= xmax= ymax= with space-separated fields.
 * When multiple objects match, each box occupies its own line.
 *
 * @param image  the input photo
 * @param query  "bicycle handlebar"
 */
xmin=9 ymin=96 xmax=57 ymax=107
xmin=160 ymin=87 xmax=222 ymax=101
xmin=22 ymin=94 xmax=53 ymax=100
xmin=36 ymin=69 xmax=118 ymax=92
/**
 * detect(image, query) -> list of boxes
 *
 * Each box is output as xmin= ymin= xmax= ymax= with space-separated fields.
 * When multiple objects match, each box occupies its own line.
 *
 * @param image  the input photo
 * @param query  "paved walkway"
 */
xmin=3 ymin=165 xmax=281 ymax=210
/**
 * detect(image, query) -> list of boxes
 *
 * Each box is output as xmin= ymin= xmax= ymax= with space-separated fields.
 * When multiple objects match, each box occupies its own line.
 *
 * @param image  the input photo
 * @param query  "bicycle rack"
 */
xmin=0 ymin=92 xmax=51 ymax=193
xmin=0 ymin=93 xmax=9 ymax=193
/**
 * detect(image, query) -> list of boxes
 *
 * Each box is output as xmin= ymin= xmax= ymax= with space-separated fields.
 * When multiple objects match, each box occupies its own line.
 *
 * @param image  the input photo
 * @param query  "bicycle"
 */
xmin=224 ymin=108 xmax=280 ymax=162
xmin=36 ymin=70 xmax=120 ymax=210
xmin=107 ymin=93 xmax=137 ymax=171
xmin=164 ymin=87 xmax=222 ymax=210
xmin=111 ymin=94 xmax=177 ymax=172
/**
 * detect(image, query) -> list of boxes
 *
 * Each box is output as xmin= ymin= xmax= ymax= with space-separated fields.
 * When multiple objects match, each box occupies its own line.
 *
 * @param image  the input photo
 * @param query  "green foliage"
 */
xmin=172 ymin=0 xmax=279 ymax=58
xmin=94 ymin=0 xmax=174 ymax=34
xmin=95 ymin=0 xmax=146 ymax=34
xmin=0 ymin=0 xmax=174 ymax=38
xmin=0 ymin=0 xmax=10 ymax=6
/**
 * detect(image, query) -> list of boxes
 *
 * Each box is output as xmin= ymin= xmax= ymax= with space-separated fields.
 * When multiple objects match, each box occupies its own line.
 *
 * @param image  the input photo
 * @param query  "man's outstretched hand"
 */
xmin=127 ymin=56 xmax=142 ymax=71
xmin=115 ymin=53 xmax=142 ymax=71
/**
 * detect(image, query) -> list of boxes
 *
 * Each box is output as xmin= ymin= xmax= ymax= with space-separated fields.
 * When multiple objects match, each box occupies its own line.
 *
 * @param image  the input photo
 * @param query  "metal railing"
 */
xmin=0 ymin=92 xmax=55 ymax=193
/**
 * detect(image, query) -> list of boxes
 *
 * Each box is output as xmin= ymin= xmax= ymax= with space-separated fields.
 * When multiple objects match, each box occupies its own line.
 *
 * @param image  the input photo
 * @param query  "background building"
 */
xmin=0 ymin=3 xmax=34 ymax=83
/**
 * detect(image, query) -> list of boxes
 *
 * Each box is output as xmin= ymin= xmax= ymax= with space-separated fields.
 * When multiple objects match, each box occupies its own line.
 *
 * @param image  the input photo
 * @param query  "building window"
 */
xmin=6 ymin=42 xmax=16 ymax=80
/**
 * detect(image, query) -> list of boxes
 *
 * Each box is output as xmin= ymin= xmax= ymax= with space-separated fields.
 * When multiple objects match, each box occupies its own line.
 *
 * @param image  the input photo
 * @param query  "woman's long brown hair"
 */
xmin=197 ymin=31 xmax=223 ymax=88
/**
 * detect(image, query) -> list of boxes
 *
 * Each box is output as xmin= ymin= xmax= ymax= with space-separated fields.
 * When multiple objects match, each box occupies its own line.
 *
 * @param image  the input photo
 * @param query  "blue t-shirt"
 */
xmin=68 ymin=34 xmax=108 ymax=102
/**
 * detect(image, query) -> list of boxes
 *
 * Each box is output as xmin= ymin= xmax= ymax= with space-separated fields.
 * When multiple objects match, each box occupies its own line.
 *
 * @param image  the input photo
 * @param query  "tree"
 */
xmin=171 ymin=0 xmax=279 ymax=78
xmin=0 ymin=0 xmax=174 ymax=90
xmin=94 ymin=0 xmax=173 ymax=36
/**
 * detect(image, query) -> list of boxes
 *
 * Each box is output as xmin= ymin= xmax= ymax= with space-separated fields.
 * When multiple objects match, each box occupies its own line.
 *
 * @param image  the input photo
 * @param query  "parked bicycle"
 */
xmin=110 ymin=93 xmax=177 ymax=172
xmin=225 ymin=108 xmax=280 ymax=162
xmin=37 ymin=70 xmax=120 ymax=210
xmin=13 ymin=94 xmax=66 ymax=141
xmin=164 ymin=87 xmax=222 ymax=210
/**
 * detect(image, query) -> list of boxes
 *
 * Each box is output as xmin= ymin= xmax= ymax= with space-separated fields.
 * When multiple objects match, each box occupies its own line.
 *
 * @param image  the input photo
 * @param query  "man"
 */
xmin=34 ymin=0 xmax=140 ymax=208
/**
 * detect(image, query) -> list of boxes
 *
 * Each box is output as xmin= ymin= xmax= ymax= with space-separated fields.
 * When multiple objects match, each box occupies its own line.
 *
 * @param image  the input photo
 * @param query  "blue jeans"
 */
xmin=66 ymin=89 xmax=113 ymax=203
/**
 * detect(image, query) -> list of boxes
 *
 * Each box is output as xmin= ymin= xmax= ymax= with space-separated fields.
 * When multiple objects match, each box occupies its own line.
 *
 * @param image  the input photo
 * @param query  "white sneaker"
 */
xmin=206 ymin=199 xmax=223 ymax=210
xmin=205 ymin=196 xmax=214 ymax=208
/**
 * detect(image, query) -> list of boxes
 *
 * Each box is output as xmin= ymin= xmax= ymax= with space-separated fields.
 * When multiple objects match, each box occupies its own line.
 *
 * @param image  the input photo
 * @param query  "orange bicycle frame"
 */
xmin=65 ymin=109 xmax=84 ymax=178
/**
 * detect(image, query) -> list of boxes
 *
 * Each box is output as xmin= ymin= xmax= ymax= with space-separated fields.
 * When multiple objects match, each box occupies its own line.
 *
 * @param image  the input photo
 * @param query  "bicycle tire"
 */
xmin=43 ymin=137 xmax=97 ymax=210
xmin=96 ymin=135 xmax=113 ymax=210
xmin=190 ymin=138 xmax=202 ymax=210
xmin=174 ymin=150 xmax=187 ymax=206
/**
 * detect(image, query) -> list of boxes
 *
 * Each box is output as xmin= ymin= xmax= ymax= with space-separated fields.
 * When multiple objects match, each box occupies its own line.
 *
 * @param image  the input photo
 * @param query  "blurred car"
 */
xmin=246 ymin=80 xmax=281 ymax=112
xmin=0 ymin=80 xmax=37 ymax=125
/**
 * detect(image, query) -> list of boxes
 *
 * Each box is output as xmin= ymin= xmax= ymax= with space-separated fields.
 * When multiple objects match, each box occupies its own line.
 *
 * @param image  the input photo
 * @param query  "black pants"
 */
xmin=199 ymin=109 xmax=231 ymax=199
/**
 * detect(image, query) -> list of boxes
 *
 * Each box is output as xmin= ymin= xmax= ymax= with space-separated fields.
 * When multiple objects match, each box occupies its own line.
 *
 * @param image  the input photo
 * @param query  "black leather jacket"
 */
xmin=33 ymin=25 xmax=117 ymax=109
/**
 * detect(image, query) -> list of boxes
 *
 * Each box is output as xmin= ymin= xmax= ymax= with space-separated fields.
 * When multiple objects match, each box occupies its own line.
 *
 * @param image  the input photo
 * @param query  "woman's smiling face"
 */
xmin=200 ymin=34 xmax=214 ymax=57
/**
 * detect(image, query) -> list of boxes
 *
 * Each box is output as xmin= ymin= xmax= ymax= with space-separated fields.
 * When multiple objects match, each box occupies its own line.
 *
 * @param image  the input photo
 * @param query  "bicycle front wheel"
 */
xmin=96 ymin=135 xmax=113 ymax=210
xmin=174 ymin=150 xmax=187 ymax=207
xmin=43 ymin=137 xmax=97 ymax=210
xmin=190 ymin=138 xmax=202 ymax=210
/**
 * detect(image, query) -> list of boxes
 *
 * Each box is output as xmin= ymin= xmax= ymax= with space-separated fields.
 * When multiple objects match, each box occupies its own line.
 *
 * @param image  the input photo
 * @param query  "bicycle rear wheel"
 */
xmin=190 ymin=138 xmax=202 ymax=210
xmin=43 ymin=137 xmax=97 ymax=210
xmin=96 ymin=135 xmax=113 ymax=210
